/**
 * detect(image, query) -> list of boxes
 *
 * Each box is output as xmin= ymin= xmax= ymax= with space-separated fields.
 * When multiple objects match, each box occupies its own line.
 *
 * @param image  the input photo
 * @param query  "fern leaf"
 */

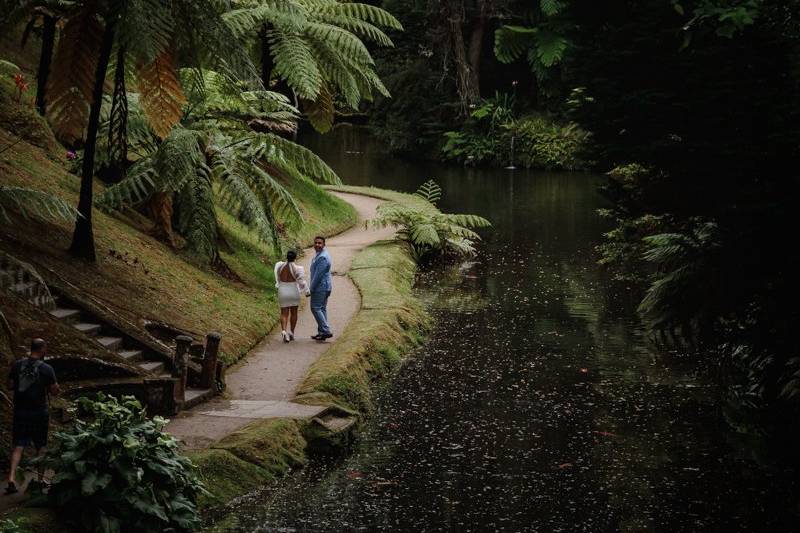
xmin=248 ymin=133 xmax=340 ymax=184
xmin=268 ymin=29 xmax=323 ymax=99
xmin=321 ymin=2 xmax=403 ymax=30
xmin=47 ymin=8 xmax=104 ymax=143
xmin=0 ymin=186 xmax=81 ymax=223
xmin=414 ymin=179 xmax=442 ymax=205
xmin=494 ymin=25 xmax=537 ymax=64
xmin=539 ymin=0 xmax=566 ymax=17
xmin=136 ymin=50 xmax=187 ymax=139
xmin=534 ymin=30 xmax=568 ymax=67
xmin=301 ymin=83 xmax=334 ymax=133
xmin=176 ymin=164 xmax=217 ymax=258
xmin=118 ymin=0 xmax=174 ymax=64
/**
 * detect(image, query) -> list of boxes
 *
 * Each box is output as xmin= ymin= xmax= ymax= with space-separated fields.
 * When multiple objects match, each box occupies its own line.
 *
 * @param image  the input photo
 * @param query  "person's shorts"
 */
xmin=11 ymin=409 xmax=49 ymax=448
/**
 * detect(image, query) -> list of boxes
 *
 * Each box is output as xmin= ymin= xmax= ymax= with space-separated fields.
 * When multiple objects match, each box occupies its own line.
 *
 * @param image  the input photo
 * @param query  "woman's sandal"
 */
xmin=5 ymin=481 xmax=18 ymax=495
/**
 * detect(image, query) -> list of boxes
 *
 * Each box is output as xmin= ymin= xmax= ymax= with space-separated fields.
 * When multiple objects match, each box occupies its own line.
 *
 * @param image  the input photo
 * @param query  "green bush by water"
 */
xmin=441 ymin=94 xmax=590 ymax=171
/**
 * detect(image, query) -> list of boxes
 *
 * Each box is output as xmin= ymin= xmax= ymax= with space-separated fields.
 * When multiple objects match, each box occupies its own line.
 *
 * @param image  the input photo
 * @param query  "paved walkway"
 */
xmin=165 ymin=192 xmax=394 ymax=449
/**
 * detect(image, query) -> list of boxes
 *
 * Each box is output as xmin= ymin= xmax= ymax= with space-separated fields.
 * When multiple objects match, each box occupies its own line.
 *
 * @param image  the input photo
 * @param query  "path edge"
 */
xmin=189 ymin=187 xmax=433 ymax=512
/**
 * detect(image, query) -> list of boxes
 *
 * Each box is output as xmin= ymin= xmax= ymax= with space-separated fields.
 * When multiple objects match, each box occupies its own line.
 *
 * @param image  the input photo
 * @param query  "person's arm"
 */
xmin=42 ymin=365 xmax=59 ymax=396
xmin=274 ymin=262 xmax=281 ymax=289
xmin=295 ymin=266 xmax=310 ymax=295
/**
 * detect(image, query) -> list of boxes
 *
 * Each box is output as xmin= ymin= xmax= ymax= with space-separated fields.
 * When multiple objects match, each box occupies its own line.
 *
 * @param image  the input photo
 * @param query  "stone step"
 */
xmin=139 ymin=361 xmax=165 ymax=374
xmin=184 ymin=388 xmax=215 ymax=409
xmin=96 ymin=336 xmax=123 ymax=351
xmin=118 ymin=349 xmax=143 ymax=361
xmin=73 ymin=322 xmax=102 ymax=336
xmin=50 ymin=308 xmax=81 ymax=323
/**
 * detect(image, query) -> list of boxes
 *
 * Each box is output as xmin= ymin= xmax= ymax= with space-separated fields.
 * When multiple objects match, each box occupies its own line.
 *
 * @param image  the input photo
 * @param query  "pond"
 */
xmin=209 ymin=126 xmax=798 ymax=532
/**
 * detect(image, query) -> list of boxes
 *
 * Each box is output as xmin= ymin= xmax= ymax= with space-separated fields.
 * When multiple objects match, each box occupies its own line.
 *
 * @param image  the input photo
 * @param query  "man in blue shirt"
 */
xmin=5 ymin=338 xmax=60 ymax=494
xmin=308 ymin=236 xmax=333 ymax=340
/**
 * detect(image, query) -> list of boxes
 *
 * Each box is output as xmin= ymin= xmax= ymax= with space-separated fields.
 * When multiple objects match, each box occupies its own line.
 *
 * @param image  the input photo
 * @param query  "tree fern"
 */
xmin=369 ymin=182 xmax=491 ymax=262
xmin=96 ymin=77 xmax=341 ymax=260
xmin=226 ymin=0 xmax=400 ymax=131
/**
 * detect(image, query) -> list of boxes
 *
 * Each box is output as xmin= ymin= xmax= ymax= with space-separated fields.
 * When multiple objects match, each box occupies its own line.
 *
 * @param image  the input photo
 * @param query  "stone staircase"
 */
xmin=1 ymin=254 xmax=219 ymax=413
xmin=48 ymin=294 xmax=171 ymax=378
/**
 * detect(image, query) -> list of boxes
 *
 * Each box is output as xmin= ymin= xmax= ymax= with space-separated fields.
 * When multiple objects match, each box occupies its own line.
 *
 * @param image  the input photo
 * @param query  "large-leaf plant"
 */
xmin=43 ymin=394 xmax=203 ymax=533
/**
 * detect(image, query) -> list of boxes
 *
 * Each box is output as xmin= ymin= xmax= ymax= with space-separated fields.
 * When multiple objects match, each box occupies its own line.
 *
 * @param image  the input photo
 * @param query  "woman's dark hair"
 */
xmin=286 ymin=250 xmax=297 ymax=262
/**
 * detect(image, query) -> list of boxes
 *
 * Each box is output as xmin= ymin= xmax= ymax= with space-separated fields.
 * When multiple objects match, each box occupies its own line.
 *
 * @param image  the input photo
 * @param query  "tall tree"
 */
xmin=44 ymin=0 xmax=257 ymax=261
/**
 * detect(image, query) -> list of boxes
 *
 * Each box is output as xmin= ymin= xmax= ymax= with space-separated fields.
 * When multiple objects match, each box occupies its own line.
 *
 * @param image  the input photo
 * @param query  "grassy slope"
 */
xmin=191 ymin=186 xmax=433 ymax=512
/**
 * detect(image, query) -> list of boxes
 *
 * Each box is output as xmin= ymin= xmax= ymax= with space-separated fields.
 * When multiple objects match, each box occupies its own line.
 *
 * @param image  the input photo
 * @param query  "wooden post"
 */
xmin=173 ymin=335 xmax=192 ymax=406
xmin=201 ymin=332 xmax=221 ymax=389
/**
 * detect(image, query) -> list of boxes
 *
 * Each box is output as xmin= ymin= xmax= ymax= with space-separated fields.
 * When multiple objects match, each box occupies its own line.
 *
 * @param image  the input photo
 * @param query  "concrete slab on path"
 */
xmin=165 ymin=192 xmax=395 ymax=449
xmin=197 ymin=399 xmax=327 ymax=419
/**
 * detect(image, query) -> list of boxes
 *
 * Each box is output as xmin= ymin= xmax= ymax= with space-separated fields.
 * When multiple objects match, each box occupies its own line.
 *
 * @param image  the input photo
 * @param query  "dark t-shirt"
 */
xmin=9 ymin=358 xmax=57 ymax=412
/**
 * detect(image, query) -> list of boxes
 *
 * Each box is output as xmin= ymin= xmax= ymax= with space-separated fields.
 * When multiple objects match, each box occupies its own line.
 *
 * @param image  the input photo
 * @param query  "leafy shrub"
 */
xmin=508 ymin=115 xmax=591 ymax=170
xmin=0 ymin=518 xmax=23 ymax=533
xmin=43 ymin=394 xmax=203 ymax=533
xmin=369 ymin=180 xmax=491 ymax=262
xmin=440 ymin=94 xmax=590 ymax=170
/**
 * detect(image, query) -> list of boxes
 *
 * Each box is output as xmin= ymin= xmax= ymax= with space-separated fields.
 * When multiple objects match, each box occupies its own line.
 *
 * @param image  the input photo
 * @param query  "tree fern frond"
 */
xmin=96 ymin=159 xmax=157 ymax=208
xmin=301 ymin=83 xmax=334 ymax=132
xmin=136 ymin=50 xmax=187 ymax=139
xmin=174 ymin=163 xmax=216 ymax=258
xmin=307 ymin=36 xmax=361 ymax=108
xmin=540 ymin=0 xmax=566 ymax=17
xmin=268 ymin=30 xmax=323 ymax=99
xmin=494 ymin=25 xmax=537 ymax=64
xmin=317 ymin=15 xmax=393 ymax=46
xmin=212 ymin=153 xmax=275 ymax=244
xmin=252 ymin=163 xmax=303 ymax=223
xmin=47 ymin=8 xmax=103 ymax=143
xmin=317 ymin=2 xmax=403 ymax=31
xmin=410 ymin=223 xmax=440 ymax=246
xmin=414 ymin=179 xmax=442 ymax=205
xmin=248 ymin=133 xmax=340 ymax=184
xmin=118 ymin=0 xmax=174 ymax=64
xmin=305 ymin=22 xmax=374 ymax=66
xmin=0 ymin=186 xmax=81 ymax=223
xmin=443 ymin=213 xmax=492 ymax=229
xmin=534 ymin=30 xmax=568 ymax=67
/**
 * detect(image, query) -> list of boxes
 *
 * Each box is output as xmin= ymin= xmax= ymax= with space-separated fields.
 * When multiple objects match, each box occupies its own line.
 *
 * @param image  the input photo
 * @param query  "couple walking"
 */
xmin=273 ymin=236 xmax=333 ymax=342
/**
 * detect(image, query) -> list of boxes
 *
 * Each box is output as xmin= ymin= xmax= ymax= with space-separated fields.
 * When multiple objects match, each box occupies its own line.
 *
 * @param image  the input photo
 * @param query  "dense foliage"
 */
xmin=564 ymin=0 xmax=800 ymax=430
xmin=441 ymin=93 xmax=589 ymax=169
xmin=43 ymin=394 xmax=203 ymax=533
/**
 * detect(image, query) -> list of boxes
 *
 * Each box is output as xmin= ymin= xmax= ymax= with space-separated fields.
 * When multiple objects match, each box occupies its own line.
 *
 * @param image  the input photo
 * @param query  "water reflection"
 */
xmin=208 ymin=127 xmax=798 ymax=532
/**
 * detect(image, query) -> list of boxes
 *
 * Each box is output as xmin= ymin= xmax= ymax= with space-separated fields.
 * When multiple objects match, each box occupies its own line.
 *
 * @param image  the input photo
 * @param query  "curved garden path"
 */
xmin=165 ymin=192 xmax=394 ymax=449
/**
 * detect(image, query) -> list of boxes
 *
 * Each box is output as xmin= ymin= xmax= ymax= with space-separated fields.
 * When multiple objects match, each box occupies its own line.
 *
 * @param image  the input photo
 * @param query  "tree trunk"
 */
xmin=467 ymin=0 xmax=492 ymax=95
xmin=147 ymin=192 xmax=175 ymax=247
xmin=69 ymin=22 xmax=116 ymax=261
xmin=35 ymin=15 xmax=57 ymax=115
xmin=442 ymin=0 xmax=479 ymax=114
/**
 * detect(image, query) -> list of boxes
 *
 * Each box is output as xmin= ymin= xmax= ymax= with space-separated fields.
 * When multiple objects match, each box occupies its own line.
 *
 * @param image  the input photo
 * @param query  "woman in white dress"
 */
xmin=274 ymin=250 xmax=309 ymax=342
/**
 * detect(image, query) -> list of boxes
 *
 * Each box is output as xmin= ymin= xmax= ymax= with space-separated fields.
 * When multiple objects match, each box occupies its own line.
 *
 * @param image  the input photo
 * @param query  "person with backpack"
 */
xmin=5 ymin=338 xmax=59 ymax=494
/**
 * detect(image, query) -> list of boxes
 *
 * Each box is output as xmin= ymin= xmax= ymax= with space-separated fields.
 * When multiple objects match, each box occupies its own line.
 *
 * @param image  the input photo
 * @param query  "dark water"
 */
xmin=210 ymin=126 xmax=799 ymax=532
